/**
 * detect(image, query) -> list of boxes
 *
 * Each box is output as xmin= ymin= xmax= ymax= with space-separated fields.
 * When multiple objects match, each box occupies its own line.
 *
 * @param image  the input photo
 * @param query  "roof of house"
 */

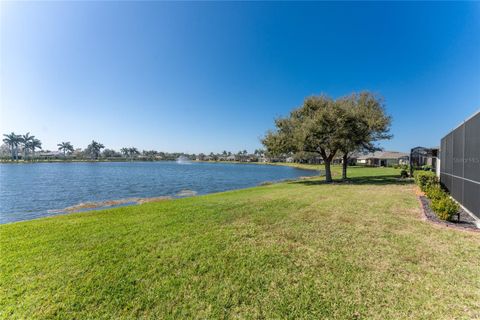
xmin=357 ymin=151 xmax=409 ymax=160
xmin=38 ymin=151 xmax=62 ymax=156
xmin=411 ymin=146 xmax=440 ymax=151
xmin=348 ymin=151 xmax=368 ymax=159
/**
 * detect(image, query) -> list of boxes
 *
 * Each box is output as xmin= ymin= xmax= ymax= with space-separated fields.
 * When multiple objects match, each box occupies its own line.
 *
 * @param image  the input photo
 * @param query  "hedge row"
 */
xmin=413 ymin=171 xmax=459 ymax=221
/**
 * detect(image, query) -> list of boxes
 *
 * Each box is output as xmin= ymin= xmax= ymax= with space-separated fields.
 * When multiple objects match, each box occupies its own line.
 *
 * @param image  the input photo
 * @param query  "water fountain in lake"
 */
xmin=176 ymin=156 xmax=192 ymax=164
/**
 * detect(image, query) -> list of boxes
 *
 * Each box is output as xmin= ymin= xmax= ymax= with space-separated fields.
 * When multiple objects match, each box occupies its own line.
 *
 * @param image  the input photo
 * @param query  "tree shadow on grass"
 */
xmin=291 ymin=175 xmax=414 ymax=186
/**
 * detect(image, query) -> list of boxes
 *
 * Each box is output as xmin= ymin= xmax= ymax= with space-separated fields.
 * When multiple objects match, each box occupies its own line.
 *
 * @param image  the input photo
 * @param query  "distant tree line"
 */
xmin=1 ymin=133 xmax=268 ymax=163
xmin=2 ymin=132 xmax=42 ymax=161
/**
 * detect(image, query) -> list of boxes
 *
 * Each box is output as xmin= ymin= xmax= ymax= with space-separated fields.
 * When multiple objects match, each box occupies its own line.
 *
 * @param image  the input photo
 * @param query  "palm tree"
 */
xmin=20 ymin=133 xmax=35 ymax=161
xmin=142 ymin=150 xmax=158 ymax=160
xmin=2 ymin=132 xmax=21 ymax=161
xmin=128 ymin=147 xmax=139 ymax=160
xmin=57 ymin=142 xmax=74 ymax=158
xmin=120 ymin=147 xmax=130 ymax=158
xmin=29 ymin=138 xmax=42 ymax=160
xmin=87 ymin=140 xmax=104 ymax=160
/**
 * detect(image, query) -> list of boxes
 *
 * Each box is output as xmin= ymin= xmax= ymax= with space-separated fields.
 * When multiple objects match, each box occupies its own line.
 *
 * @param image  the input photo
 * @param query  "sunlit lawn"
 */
xmin=1 ymin=166 xmax=479 ymax=319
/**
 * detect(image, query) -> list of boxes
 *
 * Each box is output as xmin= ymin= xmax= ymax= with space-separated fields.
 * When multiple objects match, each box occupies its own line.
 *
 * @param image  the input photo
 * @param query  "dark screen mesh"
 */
xmin=464 ymin=181 xmax=480 ymax=218
xmin=440 ymin=111 xmax=480 ymax=219
xmin=441 ymin=138 xmax=447 ymax=167
xmin=453 ymin=125 xmax=464 ymax=177
xmin=441 ymin=173 xmax=452 ymax=193
xmin=464 ymin=113 xmax=480 ymax=182
xmin=446 ymin=133 xmax=453 ymax=173
xmin=451 ymin=176 xmax=463 ymax=202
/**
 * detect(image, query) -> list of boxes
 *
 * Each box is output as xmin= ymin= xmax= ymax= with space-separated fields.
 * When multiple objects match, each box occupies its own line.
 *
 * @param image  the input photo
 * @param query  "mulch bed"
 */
xmin=418 ymin=195 xmax=479 ymax=232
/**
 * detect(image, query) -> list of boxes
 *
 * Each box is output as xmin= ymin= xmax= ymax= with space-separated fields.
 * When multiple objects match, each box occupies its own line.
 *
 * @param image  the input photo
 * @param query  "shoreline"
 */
xmin=0 ymin=158 xmax=324 ymax=172
xmin=0 ymin=163 xmax=322 ymax=225
xmin=0 ymin=175 xmax=315 ymax=226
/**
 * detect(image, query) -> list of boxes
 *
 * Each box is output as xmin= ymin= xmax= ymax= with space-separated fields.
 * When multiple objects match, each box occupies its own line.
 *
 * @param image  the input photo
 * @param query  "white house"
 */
xmin=357 ymin=151 xmax=409 ymax=167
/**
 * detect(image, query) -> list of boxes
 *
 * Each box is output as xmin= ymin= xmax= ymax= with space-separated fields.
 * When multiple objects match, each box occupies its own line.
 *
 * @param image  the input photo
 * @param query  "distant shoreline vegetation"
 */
xmin=0 ymin=159 xmax=268 ymax=164
xmin=3 ymin=90 xmax=391 ymax=170
xmin=2 ymin=132 xmax=272 ymax=163
xmin=0 ymin=158 xmax=323 ymax=176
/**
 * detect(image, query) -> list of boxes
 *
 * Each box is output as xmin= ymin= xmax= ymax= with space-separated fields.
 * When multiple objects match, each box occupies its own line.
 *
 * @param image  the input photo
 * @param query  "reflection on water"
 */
xmin=0 ymin=161 xmax=317 ymax=223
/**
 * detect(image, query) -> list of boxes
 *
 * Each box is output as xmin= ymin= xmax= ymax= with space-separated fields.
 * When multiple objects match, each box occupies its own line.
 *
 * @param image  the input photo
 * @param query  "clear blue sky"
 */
xmin=1 ymin=2 xmax=479 ymax=153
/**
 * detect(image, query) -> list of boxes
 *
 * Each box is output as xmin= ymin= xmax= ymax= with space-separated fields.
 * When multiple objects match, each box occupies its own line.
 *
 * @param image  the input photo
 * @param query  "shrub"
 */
xmin=425 ymin=185 xmax=447 ymax=201
xmin=431 ymin=197 xmax=460 ymax=221
xmin=400 ymin=169 xmax=408 ymax=178
xmin=414 ymin=171 xmax=438 ymax=192
xmin=416 ymin=171 xmax=461 ymax=221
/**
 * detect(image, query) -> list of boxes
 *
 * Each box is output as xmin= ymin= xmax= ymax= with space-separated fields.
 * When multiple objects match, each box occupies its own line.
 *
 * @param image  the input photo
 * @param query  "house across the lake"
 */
xmin=357 ymin=151 xmax=409 ymax=167
xmin=37 ymin=151 xmax=63 ymax=159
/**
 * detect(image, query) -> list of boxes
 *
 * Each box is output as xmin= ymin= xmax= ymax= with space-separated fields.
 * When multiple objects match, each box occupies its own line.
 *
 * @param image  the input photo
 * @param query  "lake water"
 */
xmin=0 ymin=161 xmax=318 ymax=224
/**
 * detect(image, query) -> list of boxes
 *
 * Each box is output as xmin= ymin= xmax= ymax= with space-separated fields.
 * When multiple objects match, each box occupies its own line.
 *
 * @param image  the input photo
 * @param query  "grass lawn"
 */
xmin=1 ymin=166 xmax=479 ymax=319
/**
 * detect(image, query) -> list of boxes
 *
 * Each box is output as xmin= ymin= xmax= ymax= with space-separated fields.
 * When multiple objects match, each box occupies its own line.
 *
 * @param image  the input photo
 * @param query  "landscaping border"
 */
xmin=417 ymin=194 xmax=479 ymax=232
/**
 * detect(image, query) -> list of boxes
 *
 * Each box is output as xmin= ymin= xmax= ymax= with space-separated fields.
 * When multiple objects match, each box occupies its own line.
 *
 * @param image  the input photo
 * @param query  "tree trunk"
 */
xmin=320 ymin=148 xmax=336 ymax=183
xmin=342 ymin=153 xmax=348 ymax=180
xmin=324 ymin=159 xmax=333 ymax=183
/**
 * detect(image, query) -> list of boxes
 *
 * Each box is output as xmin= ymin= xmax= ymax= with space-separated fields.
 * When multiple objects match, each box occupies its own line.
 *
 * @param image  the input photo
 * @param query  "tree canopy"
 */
xmin=86 ymin=140 xmax=105 ymax=160
xmin=262 ymin=92 xmax=391 ymax=182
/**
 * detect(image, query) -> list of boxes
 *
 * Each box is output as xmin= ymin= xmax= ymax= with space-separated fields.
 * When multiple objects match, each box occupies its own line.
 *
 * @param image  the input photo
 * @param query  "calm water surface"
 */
xmin=0 ymin=161 xmax=317 ymax=224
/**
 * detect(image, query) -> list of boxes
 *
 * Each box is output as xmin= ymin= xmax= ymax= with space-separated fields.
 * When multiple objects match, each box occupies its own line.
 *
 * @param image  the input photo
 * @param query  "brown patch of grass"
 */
xmin=136 ymin=196 xmax=172 ymax=204
xmin=61 ymin=196 xmax=173 ymax=212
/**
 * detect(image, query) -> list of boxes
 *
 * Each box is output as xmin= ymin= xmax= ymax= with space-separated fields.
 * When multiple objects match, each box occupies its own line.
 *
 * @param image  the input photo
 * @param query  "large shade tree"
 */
xmin=336 ymin=92 xmax=392 ymax=179
xmin=262 ymin=93 xmax=391 ymax=182
xmin=263 ymin=95 xmax=344 ymax=182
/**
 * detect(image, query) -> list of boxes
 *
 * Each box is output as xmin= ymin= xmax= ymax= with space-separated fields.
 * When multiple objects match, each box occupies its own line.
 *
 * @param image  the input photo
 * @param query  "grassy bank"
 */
xmin=1 ymin=166 xmax=479 ymax=319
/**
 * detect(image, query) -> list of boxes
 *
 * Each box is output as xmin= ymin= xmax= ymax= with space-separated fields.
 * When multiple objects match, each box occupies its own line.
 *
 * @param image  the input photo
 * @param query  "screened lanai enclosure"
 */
xmin=410 ymin=146 xmax=439 ymax=170
xmin=440 ymin=111 xmax=480 ymax=219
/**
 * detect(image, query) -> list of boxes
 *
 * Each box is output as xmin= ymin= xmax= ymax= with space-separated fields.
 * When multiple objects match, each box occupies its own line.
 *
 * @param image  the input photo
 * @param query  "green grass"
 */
xmin=1 ymin=166 xmax=479 ymax=319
